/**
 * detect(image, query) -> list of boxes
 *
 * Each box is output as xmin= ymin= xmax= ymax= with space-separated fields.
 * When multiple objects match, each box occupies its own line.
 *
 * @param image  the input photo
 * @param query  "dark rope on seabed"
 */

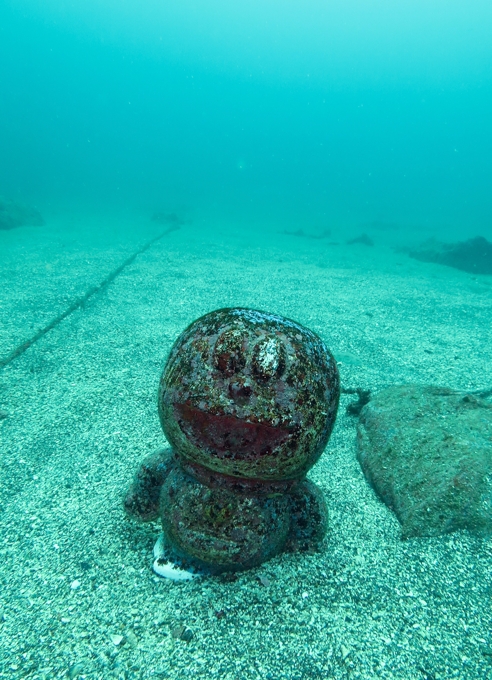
xmin=0 ymin=226 xmax=179 ymax=370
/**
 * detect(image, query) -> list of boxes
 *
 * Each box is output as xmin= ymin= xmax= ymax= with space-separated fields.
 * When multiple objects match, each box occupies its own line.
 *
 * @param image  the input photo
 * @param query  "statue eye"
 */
xmin=213 ymin=329 xmax=246 ymax=377
xmin=252 ymin=336 xmax=285 ymax=382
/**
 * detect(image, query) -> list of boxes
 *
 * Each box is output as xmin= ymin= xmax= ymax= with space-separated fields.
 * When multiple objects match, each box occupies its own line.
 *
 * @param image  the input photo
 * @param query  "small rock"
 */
xmin=180 ymin=627 xmax=194 ymax=642
xmin=258 ymin=575 xmax=271 ymax=587
xmin=110 ymin=634 xmax=125 ymax=646
xmin=126 ymin=630 xmax=138 ymax=647
xmin=0 ymin=409 xmax=8 ymax=420
xmin=171 ymin=624 xmax=193 ymax=641
xmin=171 ymin=625 xmax=185 ymax=639
xmin=341 ymin=644 xmax=350 ymax=660
xmin=68 ymin=662 xmax=85 ymax=678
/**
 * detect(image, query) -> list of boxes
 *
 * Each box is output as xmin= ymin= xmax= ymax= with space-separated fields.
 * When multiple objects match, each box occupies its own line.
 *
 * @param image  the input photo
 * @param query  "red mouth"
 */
xmin=174 ymin=403 xmax=291 ymax=458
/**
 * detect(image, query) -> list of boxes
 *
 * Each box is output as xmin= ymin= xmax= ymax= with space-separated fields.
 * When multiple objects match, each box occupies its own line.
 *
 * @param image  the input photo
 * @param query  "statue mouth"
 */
xmin=174 ymin=403 xmax=291 ymax=459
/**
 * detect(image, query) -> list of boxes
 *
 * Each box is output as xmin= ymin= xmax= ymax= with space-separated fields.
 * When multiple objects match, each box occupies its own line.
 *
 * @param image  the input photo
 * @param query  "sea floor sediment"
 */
xmin=1 ymin=213 xmax=492 ymax=679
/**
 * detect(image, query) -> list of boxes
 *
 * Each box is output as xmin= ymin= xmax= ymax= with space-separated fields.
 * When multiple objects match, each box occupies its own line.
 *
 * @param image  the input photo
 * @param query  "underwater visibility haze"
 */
xmin=1 ymin=1 xmax=492 ymax=679
xmin=1 ymin=0 xmax=492 ymax=233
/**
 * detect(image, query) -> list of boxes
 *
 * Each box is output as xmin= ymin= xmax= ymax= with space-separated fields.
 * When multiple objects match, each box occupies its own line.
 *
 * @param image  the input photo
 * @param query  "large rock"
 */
xmin=357 ymin=385 xmax=492 ymax=538
xmin=408 ymin=236 xmax=492 ymax=275
xmin=0 ymin=197 xmax=44 ymax=230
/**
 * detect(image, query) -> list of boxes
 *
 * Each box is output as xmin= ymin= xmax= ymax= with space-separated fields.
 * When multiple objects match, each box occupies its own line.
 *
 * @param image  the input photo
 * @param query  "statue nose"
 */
xmin=229 ymin=381 xmax=252 ymax=403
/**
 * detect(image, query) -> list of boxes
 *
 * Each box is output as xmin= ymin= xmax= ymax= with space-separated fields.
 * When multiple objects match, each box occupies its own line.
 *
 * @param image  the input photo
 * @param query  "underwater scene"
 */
xmin=1 ymin=1 xmax=492 ymax=678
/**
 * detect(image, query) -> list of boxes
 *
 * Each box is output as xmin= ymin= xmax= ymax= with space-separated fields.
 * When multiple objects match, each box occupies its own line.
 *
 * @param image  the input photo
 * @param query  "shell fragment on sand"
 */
xmin=152 ymin=533 xmax=199 ymax=581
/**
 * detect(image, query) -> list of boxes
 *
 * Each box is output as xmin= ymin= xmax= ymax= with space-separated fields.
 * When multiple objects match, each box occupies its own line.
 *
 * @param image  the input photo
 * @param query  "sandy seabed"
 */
xmin=1 ymin=212 xmax=492 ymax=680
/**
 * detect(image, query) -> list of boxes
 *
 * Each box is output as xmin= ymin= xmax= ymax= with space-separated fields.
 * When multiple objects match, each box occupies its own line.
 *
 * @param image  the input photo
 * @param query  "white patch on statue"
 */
xmin=152 ymin=533 xmax=199 ymax=581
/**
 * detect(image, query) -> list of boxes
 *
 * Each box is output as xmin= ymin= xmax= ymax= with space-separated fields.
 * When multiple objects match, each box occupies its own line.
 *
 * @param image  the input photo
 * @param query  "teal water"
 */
xmin=1 ymin=3 xmax=492 ymax=680
xmin=1 ymin=0 xmax=491 ymax=236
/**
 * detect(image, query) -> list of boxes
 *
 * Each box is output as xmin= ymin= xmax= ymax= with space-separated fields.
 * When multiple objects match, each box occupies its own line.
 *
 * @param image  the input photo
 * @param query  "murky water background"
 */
xmin=1 ymin=2 xmax=492 ymax=679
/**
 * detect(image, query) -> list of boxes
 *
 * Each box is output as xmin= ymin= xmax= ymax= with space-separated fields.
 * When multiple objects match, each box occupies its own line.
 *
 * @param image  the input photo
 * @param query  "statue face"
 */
xmin=158 ymin=308 xmax=339 ymax=481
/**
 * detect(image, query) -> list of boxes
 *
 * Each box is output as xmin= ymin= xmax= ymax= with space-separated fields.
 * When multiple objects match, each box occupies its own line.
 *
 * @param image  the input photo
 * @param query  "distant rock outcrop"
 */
xmin=409 ymin=236 xmax=492 ymax=275
xmin=0 ymin=197 xmax=44 ymax=230
xmin=280 ymin=228 xmax=332 ymax=240
xmin=357 ymin=384 xmax=492 ymax=538
xmin=347 ymin=233 xmax=374 ymax=247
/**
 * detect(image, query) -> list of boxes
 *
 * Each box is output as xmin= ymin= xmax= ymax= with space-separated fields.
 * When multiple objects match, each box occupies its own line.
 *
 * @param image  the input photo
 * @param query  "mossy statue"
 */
xmin=125 ymin=308 xmax=340 ymax=577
